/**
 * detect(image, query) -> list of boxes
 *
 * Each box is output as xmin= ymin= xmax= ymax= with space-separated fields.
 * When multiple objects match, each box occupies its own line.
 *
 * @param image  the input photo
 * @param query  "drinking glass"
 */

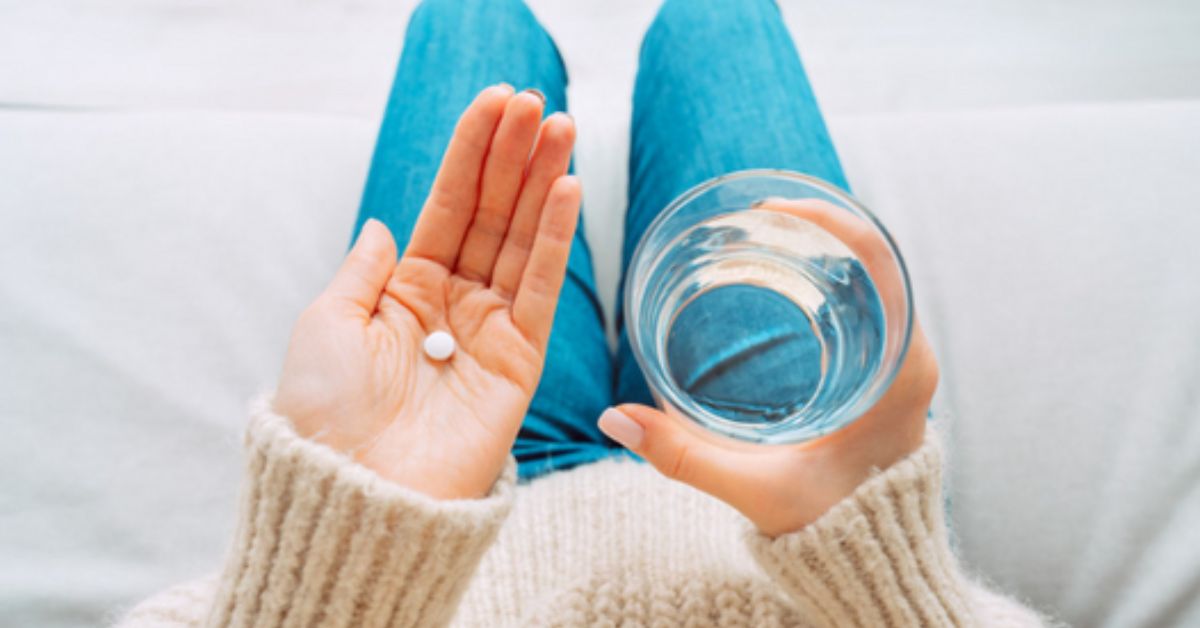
xmin=624 ymin=170 xmax=913 ymax=444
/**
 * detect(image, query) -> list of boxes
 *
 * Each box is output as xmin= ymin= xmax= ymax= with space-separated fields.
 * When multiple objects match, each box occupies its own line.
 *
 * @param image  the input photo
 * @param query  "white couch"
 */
xmin=2 ymin=1 xmax=1198 ymax=626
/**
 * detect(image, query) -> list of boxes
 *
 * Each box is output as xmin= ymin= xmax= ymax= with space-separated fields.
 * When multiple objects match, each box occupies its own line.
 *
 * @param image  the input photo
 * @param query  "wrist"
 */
xmin=826 ymin=406 xmax=928 ymax=481
xmin=352 ymin=432 xmax=509 ymax=501
xmin=755 ymin=409 xmax=928 ymax=537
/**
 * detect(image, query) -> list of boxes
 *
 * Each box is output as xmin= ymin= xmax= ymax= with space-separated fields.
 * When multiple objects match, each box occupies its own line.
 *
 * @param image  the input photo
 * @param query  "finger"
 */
xmin=511 ymin=175 xmax=580 ymax=350
xmin=491 ymin=112 xmax=575 ymax=298
xmin=758 ymin=198 xmax=908 ymax=326
xmin=404 ymin=84 xmax=514 ymax=267
xmin=455 ymin=90 xmax=545 ymax=282
xmin=324 ymin=218 xmax=398 ymax=314
xmin=599 ymin=404 xmax=749 ymax=504
xmin=753 ymin=199 xmax=897 ymax=282
xmin=756 ymin=198 xmax=890 ymax=269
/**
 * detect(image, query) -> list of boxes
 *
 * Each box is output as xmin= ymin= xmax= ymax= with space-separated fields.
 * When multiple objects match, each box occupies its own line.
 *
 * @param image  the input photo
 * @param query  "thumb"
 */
xmin=325 ymin=218 xmax=398 ymax=312
xmin=598 ymin=404 xmax=743 ymax=500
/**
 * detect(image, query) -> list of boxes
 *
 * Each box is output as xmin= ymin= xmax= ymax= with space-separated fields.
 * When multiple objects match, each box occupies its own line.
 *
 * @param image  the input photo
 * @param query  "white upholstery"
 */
xmin=2 ymin=1 xmax=1198 ymax=626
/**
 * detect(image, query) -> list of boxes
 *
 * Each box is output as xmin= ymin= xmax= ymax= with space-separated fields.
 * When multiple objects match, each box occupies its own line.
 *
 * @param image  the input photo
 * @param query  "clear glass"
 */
xmin=624 ymin=170 xmax=913 ymax=444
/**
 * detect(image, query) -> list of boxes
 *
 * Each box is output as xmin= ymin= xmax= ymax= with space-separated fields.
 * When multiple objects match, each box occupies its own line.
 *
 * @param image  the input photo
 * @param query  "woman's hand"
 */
xmin=274 ymin=85 xmax=580 ymax=500
xmin=599 ymin=199 xmax=938 ymax=537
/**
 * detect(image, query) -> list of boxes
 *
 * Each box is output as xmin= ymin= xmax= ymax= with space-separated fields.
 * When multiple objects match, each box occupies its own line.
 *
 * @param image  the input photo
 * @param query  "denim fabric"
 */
xmin=615 ymin=0 xmax=849 ymax=408
xmin=355 ymin=0 xmax=845 ymax=480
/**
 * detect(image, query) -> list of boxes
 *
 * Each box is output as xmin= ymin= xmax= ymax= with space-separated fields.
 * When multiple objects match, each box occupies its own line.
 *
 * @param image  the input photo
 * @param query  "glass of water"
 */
xmin=624 ymin=170 xmax=913 ymax=444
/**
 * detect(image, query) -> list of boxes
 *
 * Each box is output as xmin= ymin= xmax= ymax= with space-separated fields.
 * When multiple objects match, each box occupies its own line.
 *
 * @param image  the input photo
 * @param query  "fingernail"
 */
xmin=558 ymin=174 xmax=580 ymax=193
xmin=494 ymin=82 xmax=515 ymax=94
xmin=547 ymin=111 xmax=575 ymax=127
xmin=751 ymin=196 xmax=784 ymax=208
xmin=357 ymin=218 xmax=382 ymax=243
xmin=598 ymin=408 xmax=643 ymax=450
xmin=522 ymin=88 xmax=546 ymax=104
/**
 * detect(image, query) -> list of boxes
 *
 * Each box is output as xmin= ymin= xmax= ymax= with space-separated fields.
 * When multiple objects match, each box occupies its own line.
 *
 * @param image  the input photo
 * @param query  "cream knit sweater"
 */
xmin=117 ymin=399 xmax=1046 ymax=627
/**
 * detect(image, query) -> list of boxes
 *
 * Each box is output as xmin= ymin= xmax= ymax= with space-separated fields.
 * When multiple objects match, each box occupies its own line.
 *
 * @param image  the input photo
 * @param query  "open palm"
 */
xmin=275 ymin=85 xmax=580 ymax=499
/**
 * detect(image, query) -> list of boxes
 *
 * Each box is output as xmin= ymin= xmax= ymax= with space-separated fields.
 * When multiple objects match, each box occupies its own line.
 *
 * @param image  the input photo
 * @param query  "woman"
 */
xmin=120 ymin=0 xmax=1047 ymax=625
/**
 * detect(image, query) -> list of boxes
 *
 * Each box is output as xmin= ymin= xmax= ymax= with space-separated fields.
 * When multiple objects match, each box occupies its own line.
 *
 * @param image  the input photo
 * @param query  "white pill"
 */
xmin=423 ymin=330 xmax=456 ymax=361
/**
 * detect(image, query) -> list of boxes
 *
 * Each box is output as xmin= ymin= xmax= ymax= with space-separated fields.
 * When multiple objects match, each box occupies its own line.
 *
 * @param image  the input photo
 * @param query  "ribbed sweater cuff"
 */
xmin=206 ymin=396 xmax=516 ymax=628
xmin=745 ymin=433 xmax=976 ymax=627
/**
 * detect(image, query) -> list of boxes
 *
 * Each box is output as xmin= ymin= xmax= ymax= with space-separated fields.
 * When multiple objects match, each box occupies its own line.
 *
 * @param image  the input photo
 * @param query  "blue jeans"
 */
xmin=355 ymin=0 xmax=847 ymax=480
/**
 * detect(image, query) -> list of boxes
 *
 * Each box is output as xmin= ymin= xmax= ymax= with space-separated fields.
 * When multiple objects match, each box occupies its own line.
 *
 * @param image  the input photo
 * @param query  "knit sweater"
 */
xmin=117 ymin=398 xmax=1046 ymax=627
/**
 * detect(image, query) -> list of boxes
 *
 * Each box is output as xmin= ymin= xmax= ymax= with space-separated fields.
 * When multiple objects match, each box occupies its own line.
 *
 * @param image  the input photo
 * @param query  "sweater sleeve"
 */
xmin=743 ymin=433 xmax=1049 ymax=627
xmin=117 ymin=397 xmax=516 ymax=628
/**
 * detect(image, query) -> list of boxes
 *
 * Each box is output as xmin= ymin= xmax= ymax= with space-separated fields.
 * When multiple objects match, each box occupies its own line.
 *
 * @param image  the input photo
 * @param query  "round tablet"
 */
xmin=423 ymin=330 xmax=456 ymax=361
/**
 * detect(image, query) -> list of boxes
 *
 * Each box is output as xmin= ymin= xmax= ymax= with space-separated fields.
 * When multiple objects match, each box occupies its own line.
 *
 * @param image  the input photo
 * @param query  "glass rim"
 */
xmin=622 ymin=168 xmax=916 ymax=444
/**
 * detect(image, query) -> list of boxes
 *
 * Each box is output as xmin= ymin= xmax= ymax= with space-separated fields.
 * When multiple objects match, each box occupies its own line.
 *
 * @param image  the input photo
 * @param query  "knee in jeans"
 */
xmin=649 ymin=0 xmax=779 ymax=38
xmin=411 ymin=0 xmax=538 ymax=33
xmin=405 ymin=0 xmax=549 ymax=57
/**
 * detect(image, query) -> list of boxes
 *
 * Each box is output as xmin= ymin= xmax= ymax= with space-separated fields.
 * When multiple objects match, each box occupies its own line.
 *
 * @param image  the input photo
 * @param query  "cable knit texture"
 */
xmin=117 ymin=401 xmax=1046 ymax=627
